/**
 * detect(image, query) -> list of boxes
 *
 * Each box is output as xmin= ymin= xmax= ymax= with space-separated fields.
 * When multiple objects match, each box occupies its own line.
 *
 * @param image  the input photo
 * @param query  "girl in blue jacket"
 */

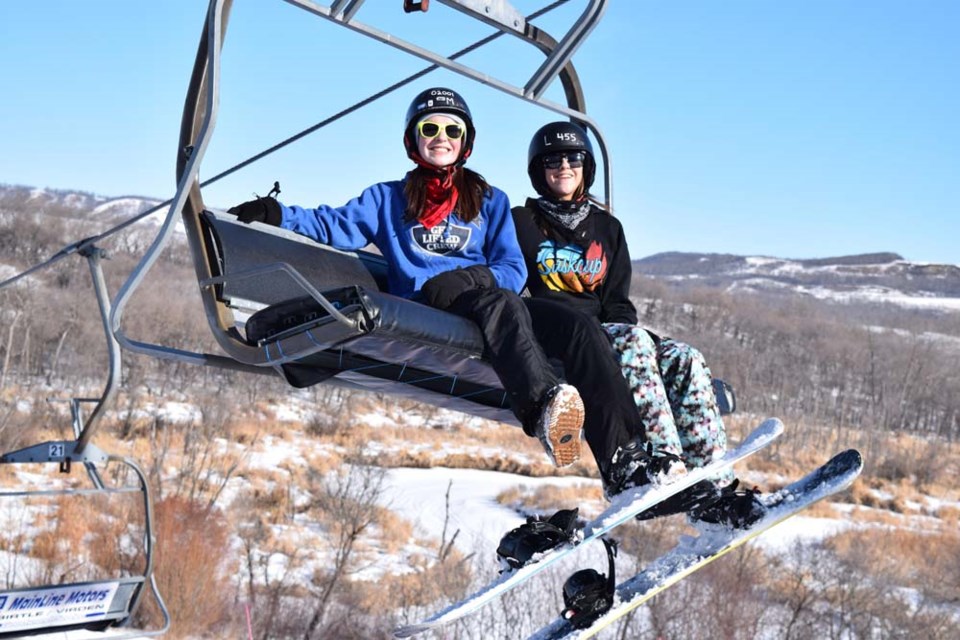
xmin=227 ymin=88 xmax=587 ymax=468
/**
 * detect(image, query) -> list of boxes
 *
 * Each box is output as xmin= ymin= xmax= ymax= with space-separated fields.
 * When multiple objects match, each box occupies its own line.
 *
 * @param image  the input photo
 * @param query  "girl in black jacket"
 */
xmin=513 ymin=122 xmax=764 ymax=527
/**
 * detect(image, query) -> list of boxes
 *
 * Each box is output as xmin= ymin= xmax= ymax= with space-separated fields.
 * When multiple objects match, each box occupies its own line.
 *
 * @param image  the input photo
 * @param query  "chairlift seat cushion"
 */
xmin=245 ymin=285 xmax=503 ymax=388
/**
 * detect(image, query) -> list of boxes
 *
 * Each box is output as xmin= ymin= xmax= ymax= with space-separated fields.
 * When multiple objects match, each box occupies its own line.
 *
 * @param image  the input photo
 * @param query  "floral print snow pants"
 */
xmin=602 ymin=323 xmax=732 ymax=483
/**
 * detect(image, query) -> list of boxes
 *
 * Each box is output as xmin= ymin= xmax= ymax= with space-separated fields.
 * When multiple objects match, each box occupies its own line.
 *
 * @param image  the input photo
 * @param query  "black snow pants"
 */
xmin=447 ymin=288 xmax=640 ymax=475
xmin=524 ymin=297 xmax=641 ymax=474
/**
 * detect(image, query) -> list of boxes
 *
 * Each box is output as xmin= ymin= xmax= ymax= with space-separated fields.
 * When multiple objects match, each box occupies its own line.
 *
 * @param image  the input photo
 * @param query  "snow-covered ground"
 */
xmin=380 ymin=466 xmax=597 ymax=559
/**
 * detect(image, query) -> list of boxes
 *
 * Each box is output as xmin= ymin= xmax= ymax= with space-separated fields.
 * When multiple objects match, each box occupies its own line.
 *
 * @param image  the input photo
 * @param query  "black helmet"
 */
xmin=404 ymin=87 xmax=475 ymax=165
xmin=527 ymin=121 xmax=596 ymax=198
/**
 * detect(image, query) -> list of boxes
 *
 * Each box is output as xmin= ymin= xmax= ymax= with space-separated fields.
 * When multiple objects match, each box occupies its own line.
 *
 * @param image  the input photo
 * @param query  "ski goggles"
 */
xmin=542 ymin=151 xmax=586 ymax=170
xmin=417 ymin=121 xmax=465 ymax=140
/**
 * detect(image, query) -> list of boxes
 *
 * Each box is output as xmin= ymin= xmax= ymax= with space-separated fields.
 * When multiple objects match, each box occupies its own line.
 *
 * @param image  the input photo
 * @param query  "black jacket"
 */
xmin=512 ymin=198 xmax=638 ymax=324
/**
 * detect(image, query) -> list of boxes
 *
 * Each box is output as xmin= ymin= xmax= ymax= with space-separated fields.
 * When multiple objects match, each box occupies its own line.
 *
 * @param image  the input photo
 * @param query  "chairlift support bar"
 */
xmin=109 ymin=0 xmax=227 ymax=362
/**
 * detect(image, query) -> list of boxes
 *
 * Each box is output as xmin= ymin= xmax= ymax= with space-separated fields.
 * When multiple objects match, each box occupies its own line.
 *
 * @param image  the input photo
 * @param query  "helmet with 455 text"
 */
xmin=404 ymin=87 xmax=475 ymax=165
xmin=527 ymin=121 xmax=596 ymax=198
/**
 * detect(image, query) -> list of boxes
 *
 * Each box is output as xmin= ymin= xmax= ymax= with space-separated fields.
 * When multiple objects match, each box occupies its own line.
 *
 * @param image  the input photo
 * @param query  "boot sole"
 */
xmin=541 ymin=385 xmax=584 ymax=468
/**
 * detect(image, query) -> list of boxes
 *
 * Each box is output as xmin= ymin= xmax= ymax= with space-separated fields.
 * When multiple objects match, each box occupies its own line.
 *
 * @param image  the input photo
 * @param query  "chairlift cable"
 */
xmin=0 ymin=0 xmax=569 ymax=293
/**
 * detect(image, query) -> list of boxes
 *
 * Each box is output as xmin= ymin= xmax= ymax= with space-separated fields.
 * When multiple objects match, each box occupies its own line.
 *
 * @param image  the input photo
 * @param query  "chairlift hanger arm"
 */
xmin=433 ymin=0 xmax=609 ymax=103
xmin=280 ymin=0 xmax=605 ymax=131
xmin=434 ymin=0 xmax=526 ymax=35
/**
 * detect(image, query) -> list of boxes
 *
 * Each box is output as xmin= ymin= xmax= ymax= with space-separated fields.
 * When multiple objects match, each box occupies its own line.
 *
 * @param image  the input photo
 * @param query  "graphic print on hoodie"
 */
xmin=410 ymin=221 xmax=474 ymax=255
xmin=535 ymin=239 xmax=609 ymax=293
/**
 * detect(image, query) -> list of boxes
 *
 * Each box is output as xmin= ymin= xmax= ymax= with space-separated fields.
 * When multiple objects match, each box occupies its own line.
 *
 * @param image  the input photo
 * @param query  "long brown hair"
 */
xmin=404 ymin=166 xmax=490 ymax=224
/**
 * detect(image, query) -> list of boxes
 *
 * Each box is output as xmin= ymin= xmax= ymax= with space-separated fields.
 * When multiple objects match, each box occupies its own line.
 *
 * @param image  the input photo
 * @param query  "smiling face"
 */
xmin=544 ymin=156 xmax=584 ymax=201
xmin=416 ymin=115 xmax=464 ymax=169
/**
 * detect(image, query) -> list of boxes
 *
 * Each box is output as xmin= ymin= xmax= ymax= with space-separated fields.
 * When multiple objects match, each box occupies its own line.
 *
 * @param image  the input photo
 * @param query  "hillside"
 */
xmin=2 ymin=184 xmax=960 ymax=638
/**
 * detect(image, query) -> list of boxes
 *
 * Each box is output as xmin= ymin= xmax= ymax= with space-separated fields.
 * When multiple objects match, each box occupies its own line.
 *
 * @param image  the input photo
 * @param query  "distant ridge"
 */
xmin=796 ymin=252 xmax=903 ymax=267
xmin=634 ymin=251 xmax=906 ymax=276
xmin=633 ymin=251 xmax=960 ymax=308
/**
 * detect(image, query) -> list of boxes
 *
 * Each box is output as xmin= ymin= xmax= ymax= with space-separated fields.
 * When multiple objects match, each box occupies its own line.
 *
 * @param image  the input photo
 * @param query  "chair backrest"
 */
xmin=201 ymin=209 xmax=388 ymax=313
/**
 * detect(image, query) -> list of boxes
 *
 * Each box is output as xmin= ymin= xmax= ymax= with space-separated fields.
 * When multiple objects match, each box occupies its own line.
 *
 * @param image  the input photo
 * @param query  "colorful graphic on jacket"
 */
xmin=536 ymin=240 xmax=608 ymax=292
xmin=411 ymin=222 xmax=473 ymax=255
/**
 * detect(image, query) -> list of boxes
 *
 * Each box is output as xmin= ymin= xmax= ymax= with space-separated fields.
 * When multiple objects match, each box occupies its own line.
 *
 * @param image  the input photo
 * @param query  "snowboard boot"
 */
xmin=634 ymin=479 xmax=721 ymax=521
xmin=689 ymin=478 xmax=765 ymax=529
xmin=602 ymin=439 xmax=687 ymax=501
xmin=534 ymin=384 xmax=584 ymax=468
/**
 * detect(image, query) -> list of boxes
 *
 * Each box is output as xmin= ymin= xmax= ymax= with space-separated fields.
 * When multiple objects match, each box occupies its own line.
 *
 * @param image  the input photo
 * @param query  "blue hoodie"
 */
xmin=279 ymin=176 xmax=527 ymax=299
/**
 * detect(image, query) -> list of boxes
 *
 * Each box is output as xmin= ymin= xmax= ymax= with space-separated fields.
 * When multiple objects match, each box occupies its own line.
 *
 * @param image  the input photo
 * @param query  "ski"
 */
xmin=393 ymin=418 xmax=784 ymax=638
xmin=528 ymin=448 xmax=864 ymax=640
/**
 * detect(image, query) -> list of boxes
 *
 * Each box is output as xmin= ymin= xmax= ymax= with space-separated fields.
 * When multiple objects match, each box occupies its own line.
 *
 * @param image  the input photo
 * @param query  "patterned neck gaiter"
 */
xmin=536 ymin=197 xmax=592 ymax=230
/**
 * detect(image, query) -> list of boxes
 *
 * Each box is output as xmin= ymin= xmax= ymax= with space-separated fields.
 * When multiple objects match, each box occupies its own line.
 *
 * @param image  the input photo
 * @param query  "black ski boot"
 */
xmin=602 ymin=439 xmax=686 ymax=501
xmin=689 ymin=479 xmax=765 ymax=529
xmin=496 ymin=508 xmax=581 ymax=571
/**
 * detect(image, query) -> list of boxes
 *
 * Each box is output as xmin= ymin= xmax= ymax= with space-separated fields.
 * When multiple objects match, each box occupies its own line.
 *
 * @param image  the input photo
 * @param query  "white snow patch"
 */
xmin=273 ymin=402 xmax=310 ymax=423
xmin=90 ymin=197 xmax=156 ymax=216
xmin=744 ymin=256 xmax=780 ymax=267
xmin=380 ymin=467 xmax=597 ymax=556
xmin=750 ymin=515 xmax=851 ymax=555
xmin=243 ymin=434 xmax=309 ymax=471
xmin=0 ymin=263 xmax=40 ymax=288
xmin=157 ymin=401 xmax=202 ymax=423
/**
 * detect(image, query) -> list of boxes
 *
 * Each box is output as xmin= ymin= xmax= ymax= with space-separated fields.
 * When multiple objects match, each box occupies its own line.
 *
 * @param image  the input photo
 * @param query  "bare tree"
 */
xmin=303 ymin=459 xmax=387 ymax=638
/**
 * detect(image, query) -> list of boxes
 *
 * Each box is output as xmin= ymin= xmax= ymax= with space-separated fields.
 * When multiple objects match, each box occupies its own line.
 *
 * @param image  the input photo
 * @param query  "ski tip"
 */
xmin=833 ymin=448 xmax=864 ymax=471
xmin=743 ymin=417 xmax=784 ymax=444
xmin=393 ymin=625 xmax=424 ymax=638
xmin=763 ymin=417 xmax=786 ymax=435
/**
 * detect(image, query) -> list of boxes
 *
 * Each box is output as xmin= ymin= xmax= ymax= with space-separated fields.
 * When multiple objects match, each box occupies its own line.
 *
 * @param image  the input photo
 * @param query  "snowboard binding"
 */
xmin=561 ymin=536 xmax=618 ymax=629
xmin=496 ymin=508 xmax=581 ymax=572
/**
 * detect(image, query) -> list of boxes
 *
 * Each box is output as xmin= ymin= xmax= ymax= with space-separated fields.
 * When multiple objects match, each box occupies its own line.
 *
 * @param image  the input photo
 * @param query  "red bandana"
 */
xmin=417 ymin=165 xmax=459 ymax=230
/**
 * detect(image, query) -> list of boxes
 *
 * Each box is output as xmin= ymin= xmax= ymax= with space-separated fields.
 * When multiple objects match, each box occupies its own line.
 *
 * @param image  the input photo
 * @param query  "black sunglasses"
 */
xmin=542 ymin=151 xmax=586 ymax=170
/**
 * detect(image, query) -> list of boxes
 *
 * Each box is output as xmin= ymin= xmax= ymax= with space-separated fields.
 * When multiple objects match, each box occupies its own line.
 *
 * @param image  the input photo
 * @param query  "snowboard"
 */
xmin=528 ymin=448 xmax=864 ymax=639
xmin=393 ymin=418 xmax=784 ymax=638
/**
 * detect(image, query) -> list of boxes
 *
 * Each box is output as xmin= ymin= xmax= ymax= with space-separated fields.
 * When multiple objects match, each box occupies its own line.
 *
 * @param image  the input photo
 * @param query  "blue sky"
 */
xmin=1 ymin=1 xmax=957 ymax=264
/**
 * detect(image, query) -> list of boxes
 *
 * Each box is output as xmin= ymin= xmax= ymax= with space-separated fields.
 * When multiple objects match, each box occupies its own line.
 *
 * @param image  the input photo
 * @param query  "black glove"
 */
xmin=421 ymin=264 xmax=496 ymax=310
xmin=227 ymin=197 xmax=282 ymax=226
